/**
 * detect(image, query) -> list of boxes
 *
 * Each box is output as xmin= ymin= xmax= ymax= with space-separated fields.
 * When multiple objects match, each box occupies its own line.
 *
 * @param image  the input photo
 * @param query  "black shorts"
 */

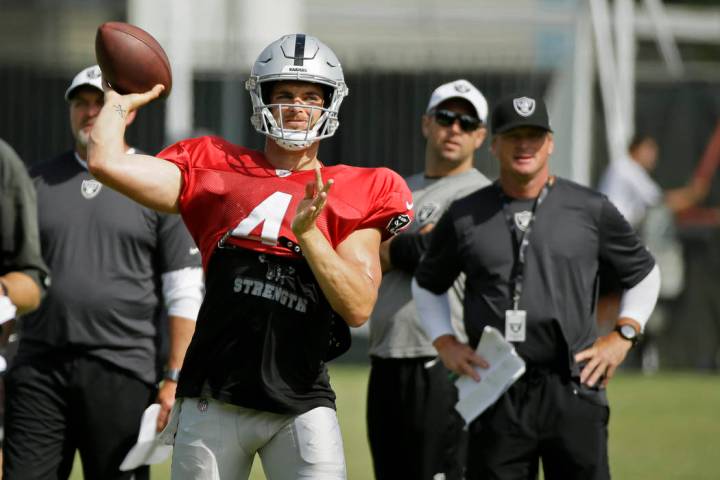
xmin=0 ymin=333 xmax=19 ymax=447
xmin=3 ymin=352 xmax=155 ymax=480
xmin=367 ymin=356 xmax=466 ymax=480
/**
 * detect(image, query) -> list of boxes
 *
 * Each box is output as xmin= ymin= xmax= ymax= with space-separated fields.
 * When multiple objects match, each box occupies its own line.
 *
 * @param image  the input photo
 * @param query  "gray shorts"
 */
xmin=166 ymin=398 xmax=346 ymax=480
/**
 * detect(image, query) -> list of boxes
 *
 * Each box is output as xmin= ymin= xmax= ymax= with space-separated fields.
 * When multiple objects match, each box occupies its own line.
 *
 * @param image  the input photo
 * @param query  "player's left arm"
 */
xmin=292 ymin=167 xmax=382 ymax=327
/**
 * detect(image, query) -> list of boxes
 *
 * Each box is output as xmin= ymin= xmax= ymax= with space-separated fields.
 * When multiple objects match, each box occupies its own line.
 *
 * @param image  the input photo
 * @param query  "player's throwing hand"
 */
xmin=102 ymin=84 xmax=165 ymax=116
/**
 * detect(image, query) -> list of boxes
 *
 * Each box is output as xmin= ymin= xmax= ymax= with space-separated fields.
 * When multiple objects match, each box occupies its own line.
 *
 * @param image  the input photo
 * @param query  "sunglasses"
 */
xmin=433 ymin=109 xmax=482 ymax=132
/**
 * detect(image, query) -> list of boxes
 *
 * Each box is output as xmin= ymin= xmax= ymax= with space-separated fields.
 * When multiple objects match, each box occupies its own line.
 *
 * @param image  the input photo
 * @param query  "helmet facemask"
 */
xmin=246 ymin=34 xmax=349 ymax=151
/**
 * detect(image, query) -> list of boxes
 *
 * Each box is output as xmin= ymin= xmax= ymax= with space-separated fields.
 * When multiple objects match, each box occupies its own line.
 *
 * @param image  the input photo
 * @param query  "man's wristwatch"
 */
xmin=615 ymin=324 xmax=640 ymax=346
xmin=164 ymin=368 xmax=181 ymax=383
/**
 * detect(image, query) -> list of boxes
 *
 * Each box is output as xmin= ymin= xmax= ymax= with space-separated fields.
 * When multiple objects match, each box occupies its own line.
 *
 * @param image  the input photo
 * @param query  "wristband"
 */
xmin=163 ymin=368 xmax=181 ymax=383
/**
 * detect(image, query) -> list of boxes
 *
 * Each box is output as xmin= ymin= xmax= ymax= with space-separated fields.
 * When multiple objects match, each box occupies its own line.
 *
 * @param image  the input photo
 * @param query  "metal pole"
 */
xmin=163 ymin=0 xmax=194 ymax=144
xmin=589 ymin=0 xmax=626 ymax=163
xmin=643 ymin=0 xmax=685 ymax=78
xmin=615 ymin=0 xmax=636 ymax=142
xmin=571 ymin=2 xmax=594 ymax=186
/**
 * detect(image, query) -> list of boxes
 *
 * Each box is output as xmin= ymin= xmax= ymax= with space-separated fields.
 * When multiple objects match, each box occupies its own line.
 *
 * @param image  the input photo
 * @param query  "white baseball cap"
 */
xmin=425 ymin=79 xmax=488 ymax=123
xmin=65 ymin=65 xmax=104 ymax=101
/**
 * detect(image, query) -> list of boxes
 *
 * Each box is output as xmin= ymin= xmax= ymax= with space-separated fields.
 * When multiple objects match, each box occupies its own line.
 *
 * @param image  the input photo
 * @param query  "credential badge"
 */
xmin=514 ymin=211 xmax=532 ymax=232
xmin=81 ymin=179 xmax=103 ymax=199
xmin=513 ymin=97 xmax=536 ymax=117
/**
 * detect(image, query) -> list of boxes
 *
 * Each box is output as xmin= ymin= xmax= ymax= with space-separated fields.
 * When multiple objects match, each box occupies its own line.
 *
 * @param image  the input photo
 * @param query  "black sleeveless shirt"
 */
xmin=176 ymin=246 xmax=350 ymax=414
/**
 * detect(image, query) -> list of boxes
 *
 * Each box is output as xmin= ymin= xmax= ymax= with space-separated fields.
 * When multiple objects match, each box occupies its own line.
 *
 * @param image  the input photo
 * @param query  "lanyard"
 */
xmin=499 ymin=177 xmax=554 ymax=310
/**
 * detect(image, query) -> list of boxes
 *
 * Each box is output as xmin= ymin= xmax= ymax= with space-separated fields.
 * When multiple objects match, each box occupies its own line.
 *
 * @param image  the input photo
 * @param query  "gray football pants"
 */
xmin=169 ymin=398 xmax=346 ymax=479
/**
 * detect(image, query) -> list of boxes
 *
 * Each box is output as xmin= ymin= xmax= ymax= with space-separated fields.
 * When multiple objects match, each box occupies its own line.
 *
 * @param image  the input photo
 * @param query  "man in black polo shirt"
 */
xmin=413 ymin=94 xmax=660 ymax=479
xmin=3 ymin=66 xmax=204 ymax=480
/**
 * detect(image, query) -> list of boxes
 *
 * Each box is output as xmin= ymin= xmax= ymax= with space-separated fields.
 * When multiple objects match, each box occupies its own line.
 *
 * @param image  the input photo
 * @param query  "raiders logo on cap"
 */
xmin=86 ymin=67 xmax=102 ymax=79
xmin=513 ymin=97 xmax=536 ymax=117
xmin=491 ymin=93 xmax=552 ymax=134
xmin=454 ymin=81 xmax=471 ymax=93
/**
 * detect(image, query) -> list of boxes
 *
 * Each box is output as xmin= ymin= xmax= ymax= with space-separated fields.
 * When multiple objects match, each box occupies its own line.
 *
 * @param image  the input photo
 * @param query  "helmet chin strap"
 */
xmin=272 ymin=137 xmax=315 ymax=151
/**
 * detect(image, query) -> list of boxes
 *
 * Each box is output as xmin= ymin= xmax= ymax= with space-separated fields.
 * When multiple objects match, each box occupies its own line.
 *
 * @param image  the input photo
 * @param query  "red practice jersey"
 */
xmin=158 ymin=136 xmax=413 ymax=269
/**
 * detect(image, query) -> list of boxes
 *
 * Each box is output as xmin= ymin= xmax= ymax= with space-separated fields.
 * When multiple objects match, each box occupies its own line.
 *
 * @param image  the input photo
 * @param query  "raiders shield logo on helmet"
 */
xmin=81 ymin=179 xmax=103 ymax=199
xmin=514 ymin=211 xmax=532 ymax=232
xmin=386 ymin=214 xmax=411 ymax=235
xmin=513 ymin=97 xmax=536 ymax=117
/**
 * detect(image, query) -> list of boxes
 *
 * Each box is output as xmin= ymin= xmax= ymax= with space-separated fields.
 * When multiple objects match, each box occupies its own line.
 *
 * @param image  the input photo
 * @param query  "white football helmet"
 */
xmin=246 ymin=34 xmax=349 ymax=150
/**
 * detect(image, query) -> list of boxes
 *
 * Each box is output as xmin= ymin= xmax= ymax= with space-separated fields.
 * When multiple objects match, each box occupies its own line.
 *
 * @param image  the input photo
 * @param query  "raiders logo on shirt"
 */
xmin=81 ymin=179 xmax=103 ymax=199
xmin=417 ymin=203 xmax=439 ymax=224
xmin=386 ymin=214 xmax=411 ymax=235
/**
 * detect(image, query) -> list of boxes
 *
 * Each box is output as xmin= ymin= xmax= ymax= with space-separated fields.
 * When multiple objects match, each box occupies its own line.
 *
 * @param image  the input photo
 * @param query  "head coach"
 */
xmin=412 ymin=93 xmax=661 ymax=479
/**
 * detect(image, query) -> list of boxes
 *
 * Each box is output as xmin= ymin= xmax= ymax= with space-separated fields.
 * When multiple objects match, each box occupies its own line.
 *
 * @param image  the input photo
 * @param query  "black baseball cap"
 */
xmin=491 ymin=94 xmax=552 ymax=135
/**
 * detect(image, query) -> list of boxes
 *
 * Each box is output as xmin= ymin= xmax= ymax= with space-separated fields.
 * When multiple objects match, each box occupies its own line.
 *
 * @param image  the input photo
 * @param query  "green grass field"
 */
xmin=70 ymin=365 xmax=720 ymax=479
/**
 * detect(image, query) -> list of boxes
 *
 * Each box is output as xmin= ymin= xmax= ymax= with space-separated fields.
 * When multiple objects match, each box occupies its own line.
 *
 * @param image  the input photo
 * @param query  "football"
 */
xmin=95 ymin=21 xmax=172 ymax=98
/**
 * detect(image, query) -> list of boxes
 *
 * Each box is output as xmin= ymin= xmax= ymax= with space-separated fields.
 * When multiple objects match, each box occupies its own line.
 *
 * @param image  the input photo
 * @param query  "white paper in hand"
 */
xmin=119 ymin=403 xmax=173 ymax=471
xmin=454 ymin=326 xmax=525 ymax=424
xmin=0 ymin=296 xmax=17 ymax=325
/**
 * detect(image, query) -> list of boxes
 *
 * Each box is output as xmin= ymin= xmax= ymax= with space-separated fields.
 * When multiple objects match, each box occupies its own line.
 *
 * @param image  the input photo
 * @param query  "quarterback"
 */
xmin=88 ymin=34 xmax=412 ymax=480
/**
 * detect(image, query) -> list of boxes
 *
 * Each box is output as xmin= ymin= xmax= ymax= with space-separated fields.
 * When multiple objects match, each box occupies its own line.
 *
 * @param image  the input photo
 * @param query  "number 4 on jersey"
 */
xmin=230 ymin=192 xmax=292 ymax=245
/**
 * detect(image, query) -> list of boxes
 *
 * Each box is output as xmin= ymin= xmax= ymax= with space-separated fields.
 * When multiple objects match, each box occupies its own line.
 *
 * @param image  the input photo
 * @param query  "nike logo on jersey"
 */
xmin=406 ymin=201 xmax=414 ymax=210
xmin=189 ymin=247 xmax=200 ymax=255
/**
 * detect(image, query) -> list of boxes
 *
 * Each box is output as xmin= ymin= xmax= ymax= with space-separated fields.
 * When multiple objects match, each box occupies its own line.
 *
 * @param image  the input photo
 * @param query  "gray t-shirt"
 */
xmin=368 ymin=168 xmax=490 ymax=358
xmin=20 ymin=151 xmax=201 ymax=384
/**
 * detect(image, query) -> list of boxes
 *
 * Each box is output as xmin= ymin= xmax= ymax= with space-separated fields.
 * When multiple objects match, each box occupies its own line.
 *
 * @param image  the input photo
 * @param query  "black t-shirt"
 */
xmin=177 ymin=246 xmax=338 ymax=415
xmin=415 ymin=178 xmax=655 ymax=373
xmin=19 ymin=151 xmax=201 ymax=384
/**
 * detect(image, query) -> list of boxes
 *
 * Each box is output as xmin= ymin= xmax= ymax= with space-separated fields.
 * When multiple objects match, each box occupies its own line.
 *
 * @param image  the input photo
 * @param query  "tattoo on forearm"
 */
xmin=113 ymin=104 xmax=127 ymax=118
